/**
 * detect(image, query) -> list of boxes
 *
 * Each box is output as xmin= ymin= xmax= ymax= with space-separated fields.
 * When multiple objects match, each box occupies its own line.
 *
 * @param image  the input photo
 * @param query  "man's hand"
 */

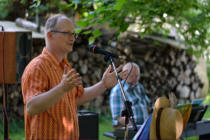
xmin=60 ymin=66 xmax=82 ymax=93
xmin=26 ymin=66 xmax=82 ymax=116
xmin=117 ymin=116 xmax=132 ymax=126
xmin=101 ymin=65 xmax=128 ymax=89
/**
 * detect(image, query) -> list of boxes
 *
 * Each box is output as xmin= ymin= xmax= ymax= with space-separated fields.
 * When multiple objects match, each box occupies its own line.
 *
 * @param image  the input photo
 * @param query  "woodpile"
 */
xmin=116 ymin=32 xmax=204 ymax=104
xmin=0 ymin=84 xmax=23 ymax=120
xmin=70 ymin=33 xmax=114 ymax=113
xmin=0 ymin=31 xmax=204 ymax=120
xmin=71 ymin=31 xmax=203 ymax=110
xmin=0 ymin=40 xmax=44 ymax=120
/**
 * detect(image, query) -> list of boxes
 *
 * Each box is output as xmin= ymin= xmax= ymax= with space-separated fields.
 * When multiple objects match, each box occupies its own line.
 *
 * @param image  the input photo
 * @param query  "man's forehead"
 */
xmin=56 ymin=17 xmax=74 ymax=30
xmin=124 ymin=63 xmax=136 ymax=70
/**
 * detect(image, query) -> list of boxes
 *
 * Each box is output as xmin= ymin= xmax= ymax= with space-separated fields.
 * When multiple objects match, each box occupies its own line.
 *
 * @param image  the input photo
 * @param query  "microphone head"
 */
xmin=89 ymin=44 xmax=103 ymax=54
xmin=89 ymin=44 xmax=119 ymax=58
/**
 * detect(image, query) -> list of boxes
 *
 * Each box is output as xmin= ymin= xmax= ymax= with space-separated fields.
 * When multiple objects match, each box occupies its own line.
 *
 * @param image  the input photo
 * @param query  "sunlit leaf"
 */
xmin=82 ymin=30 xmax=92 ymax=35
xmin=75 ymin=27 xmax=83 ymax=34
xmin=92 ymin=29 xmax=102 ymax=38
xmin=88 ymin=36 xmax=95 ymax=45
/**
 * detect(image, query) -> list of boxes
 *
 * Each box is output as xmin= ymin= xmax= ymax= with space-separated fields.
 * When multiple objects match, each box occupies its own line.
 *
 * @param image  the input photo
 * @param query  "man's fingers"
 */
xmin=71 ymin=79 xmax=82 ymax=85
xmin=66 ymin=69 xmax=78 ymax=78
xmin=71 ymin=78 xmax=82 ymax=87
xmin=74 ymin=80 xmax=83 ymax=86
xmin=61 ymin=67 xmax=83 ymax=92
xmin=64 ymin=65 xmax=68 ymax=74
xmin=104 ymin=65 xmax=112 ymax=75
xmin=67 ymin=74 xmax=81 ymax=82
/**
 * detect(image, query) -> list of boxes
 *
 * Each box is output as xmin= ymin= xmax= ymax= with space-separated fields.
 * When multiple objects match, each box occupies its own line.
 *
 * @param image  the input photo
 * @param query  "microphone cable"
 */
xmin=122 ymin=62 xmax=134 ymax=140
xmin=122 ymin=62 xmax=133 ymax=87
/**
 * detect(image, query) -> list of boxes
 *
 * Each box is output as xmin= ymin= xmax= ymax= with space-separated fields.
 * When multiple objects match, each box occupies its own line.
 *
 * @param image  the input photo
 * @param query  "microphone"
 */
xmin=89 ymin=45 xmax=119 ymax=58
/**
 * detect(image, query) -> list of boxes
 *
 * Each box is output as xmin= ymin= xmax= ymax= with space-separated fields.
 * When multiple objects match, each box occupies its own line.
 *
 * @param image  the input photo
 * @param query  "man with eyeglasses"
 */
xmin=110 ymin=62 xmax=152 ymax=128
xmin=21 ymin=14 xmax=125 ymax=140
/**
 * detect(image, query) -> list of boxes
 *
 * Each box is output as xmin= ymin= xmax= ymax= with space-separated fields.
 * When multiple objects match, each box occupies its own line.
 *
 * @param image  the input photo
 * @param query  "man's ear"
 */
xmin=46 ymin=31 xmax=52 ymax=39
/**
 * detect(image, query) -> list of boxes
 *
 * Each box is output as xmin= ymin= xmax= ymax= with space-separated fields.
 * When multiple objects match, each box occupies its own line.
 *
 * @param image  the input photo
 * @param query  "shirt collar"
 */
xmin=42 ymin=47 xmax=71 ymax=69
xmin=121 ymin=80 xmax=139 ymax=91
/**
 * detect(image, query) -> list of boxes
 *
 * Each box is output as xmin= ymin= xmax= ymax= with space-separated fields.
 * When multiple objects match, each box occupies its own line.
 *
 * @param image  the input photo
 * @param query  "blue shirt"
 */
xmin=110 ymin=81 xmax=150 ymax=126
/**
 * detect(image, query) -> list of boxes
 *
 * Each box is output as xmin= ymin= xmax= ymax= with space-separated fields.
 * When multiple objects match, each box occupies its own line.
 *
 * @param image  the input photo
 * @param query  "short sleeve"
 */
xmin=75 ymin=85 xmax=84 ymax=98
xmin=21 ymin=63 xmax=49 ymax=104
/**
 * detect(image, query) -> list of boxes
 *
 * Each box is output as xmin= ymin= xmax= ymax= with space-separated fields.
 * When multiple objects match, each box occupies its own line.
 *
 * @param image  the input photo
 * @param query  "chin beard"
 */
xmin=128 ymin=82 xmax=135 ymax=87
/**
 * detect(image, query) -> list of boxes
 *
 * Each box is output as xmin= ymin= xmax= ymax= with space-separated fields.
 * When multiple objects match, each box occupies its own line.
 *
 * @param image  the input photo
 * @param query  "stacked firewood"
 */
xmin=0 ymin=40 xmax=45 ymax=120
xmin=0 ymin=84 xmax=23 ymax=120
xmin=115 ymin=32 xmax=203 ymax=104
xmin=70 ymin=33 xmax=114 ymax=113
xmin=72 ymin=31 xmax=203 ymax=110
xmin=0 ymin=31 xmax=203 ymax=120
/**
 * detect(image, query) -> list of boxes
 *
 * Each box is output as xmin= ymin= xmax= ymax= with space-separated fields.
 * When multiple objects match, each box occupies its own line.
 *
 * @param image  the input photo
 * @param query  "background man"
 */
xmin=110 ymin=62 xmax=151 ymax=128
xmin=21 ymin=14 xmax=125 ymax=140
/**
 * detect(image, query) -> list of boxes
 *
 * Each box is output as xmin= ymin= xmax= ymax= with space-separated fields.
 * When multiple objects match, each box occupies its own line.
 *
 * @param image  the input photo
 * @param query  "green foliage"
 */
xmin=99 ymin=111 xmax=112 ymax=123
xmin=1 ymin=0 xmax=209 ymax=56
xmin=0 ymin=119 xmax=25 ymax=139
xmin=0 ymin=115 xmax=112 ymax=140
xmin=204 ymin=108 xmax=210 ymax=119
xmin=28 ymin=0 xmax=48 ymax=16
xmin=69 ymin=0 xmax=210 ymax=56
xmin=184 ymin=136 xmax=199 ymax=140
xmin=99 ymin=115 xmax=113 ymax=140
xmin=0 ymin=0 xmax=13 ymax=19
xmin=204 ymin=92 xmax=210 ymax=105
xmin=1 ymin=110 xmax=210 ymax=139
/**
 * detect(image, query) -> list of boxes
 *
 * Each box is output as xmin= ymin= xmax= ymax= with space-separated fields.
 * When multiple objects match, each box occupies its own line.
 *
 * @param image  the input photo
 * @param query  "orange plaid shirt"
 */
xmin=21 ymin=48 xmax=84 ymax=140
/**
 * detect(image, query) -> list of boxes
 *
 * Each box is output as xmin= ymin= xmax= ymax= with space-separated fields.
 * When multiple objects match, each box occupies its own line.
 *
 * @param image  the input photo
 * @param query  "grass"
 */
xmin=0 ymin=119 xmax=25 ymax=140
xmin=183 ymin=93 xmax=210 ymax=140
xmin=203 ymin=94 xmax=210 ymax=119
xmin=99 ymin=114 xmax=113 ymax=140
xmin=1 ymin=93 xmax=210 ymax=140
xmin=0 ymin=115 xmax=114 ymax=140
xmin=1 ymin=108 xmax=210 ymax=140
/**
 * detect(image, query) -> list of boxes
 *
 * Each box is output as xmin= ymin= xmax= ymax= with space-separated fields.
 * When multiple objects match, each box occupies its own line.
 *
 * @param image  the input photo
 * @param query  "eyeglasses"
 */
xmin=50 ymin=30 xmax=78 ymax=39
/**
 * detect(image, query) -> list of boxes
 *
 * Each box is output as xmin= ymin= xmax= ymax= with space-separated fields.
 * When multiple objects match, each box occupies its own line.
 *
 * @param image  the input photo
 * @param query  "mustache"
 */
xmin=128 ymin=82 xmax=136 ymax=87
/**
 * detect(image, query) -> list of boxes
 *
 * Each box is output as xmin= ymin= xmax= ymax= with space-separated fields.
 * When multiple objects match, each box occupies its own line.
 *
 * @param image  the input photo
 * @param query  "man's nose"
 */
xmin=69 ymin=36 xmax=75 ymax=41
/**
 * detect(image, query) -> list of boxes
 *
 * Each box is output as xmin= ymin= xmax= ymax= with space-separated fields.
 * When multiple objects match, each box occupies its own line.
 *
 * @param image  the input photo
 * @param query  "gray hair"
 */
xmin=45 ymin=14 xmax=74 ymax=33
xmin=123 ymin=62 xmax=140 ymax=74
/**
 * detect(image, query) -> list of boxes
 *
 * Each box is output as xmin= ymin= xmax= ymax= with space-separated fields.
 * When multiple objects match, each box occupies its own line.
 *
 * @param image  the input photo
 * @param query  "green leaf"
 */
xmin=88 ymin=36 xmax=95 ymax=45
xmin=92 ymin=29 xmax=102 ymax=38
xmin=114 ymin=0 xmax=126 ymax=10
xmin=3 ymin=0 xmax=208 ymax=55
xmin=75 ymin=27 xmax=83 ymax=34
xmin=82 ymin=30 xmax=92 ymax=35
xmin=76 ymin=19 xmax=88 ymax=27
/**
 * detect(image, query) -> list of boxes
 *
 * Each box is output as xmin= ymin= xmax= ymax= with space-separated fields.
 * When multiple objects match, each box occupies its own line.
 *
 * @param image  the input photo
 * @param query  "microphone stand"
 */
xmin=104 ymin=55 xmax=137 ymax=131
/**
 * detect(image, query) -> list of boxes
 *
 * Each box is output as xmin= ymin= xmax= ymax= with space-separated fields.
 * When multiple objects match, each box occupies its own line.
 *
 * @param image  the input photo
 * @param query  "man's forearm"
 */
xmin=76 ymin=81 xmax=106 ymax=105
xmin=26 ymin=84 xmax=66 ymax=116
xmin=117 ymin=116 xmax=132 ymax=125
